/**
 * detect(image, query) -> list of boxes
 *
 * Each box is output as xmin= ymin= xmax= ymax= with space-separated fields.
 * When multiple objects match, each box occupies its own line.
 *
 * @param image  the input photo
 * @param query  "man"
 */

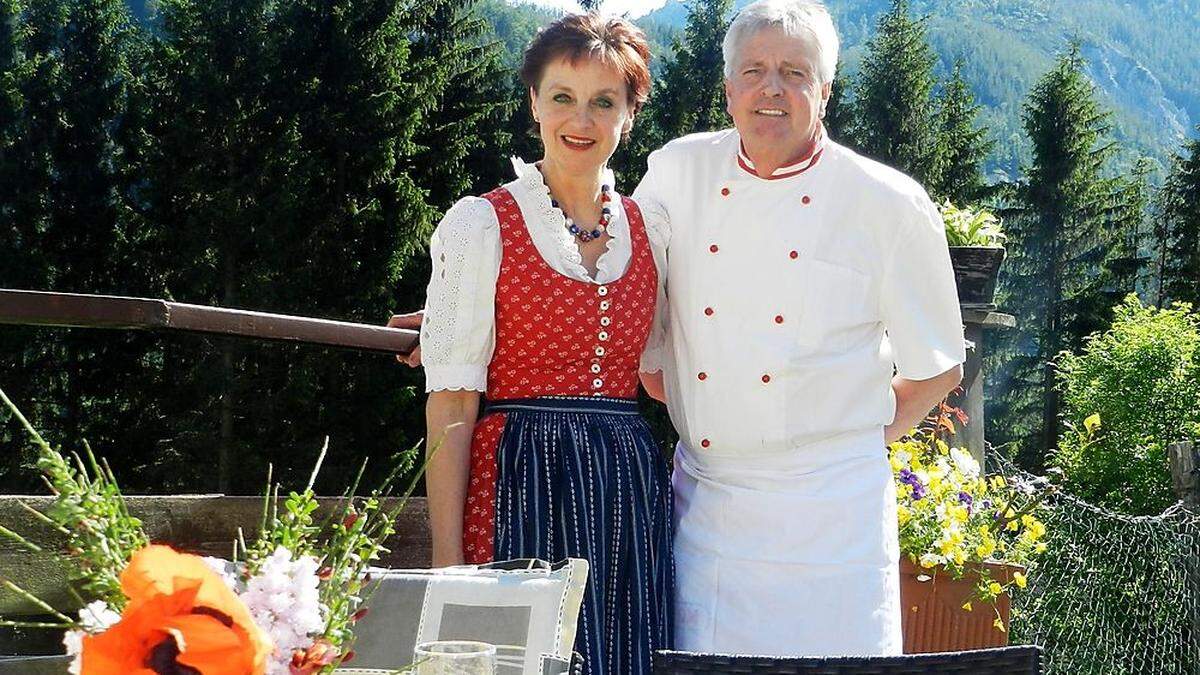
xmin=631 ymin=0 xmax=964 ymax=657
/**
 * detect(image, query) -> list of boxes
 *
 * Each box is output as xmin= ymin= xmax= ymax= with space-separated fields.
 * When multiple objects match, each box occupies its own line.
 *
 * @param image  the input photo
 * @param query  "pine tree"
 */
xmin=1159 ymin=130 xmax=1200 ymax=306
xmin=0 ymin=0 xmax=20 ymax=136
xmin=930 ymin=61 xmax=993 ymax=205
xmin=651 ymin=0 xmax=731 ymax=139
xmin=851 ymin=0 xmax=940 ymax=187
xmin=0 ymin=0 xmax=27 ymax=266
xmin=141 ymin=0 xmax=458 ymax=492
xmin=822 ymin=70 xmax=854 ymax=144
xmin=3 ymin=0 xmax=65 ymax=290
xmin=613 ymin=0 xmax=730 ymax=188
xmin=409 ymin=0 xmax=515 ymax=211
xmin=48 ymin=0 xmax=139 ymax=291
xmin=137 ymin=0 xmax=292 ymax=492
xmin=0 ymin=0 xmax=157 ymax=491
xmin=987 ymin=45 xmax=1142 ymax=469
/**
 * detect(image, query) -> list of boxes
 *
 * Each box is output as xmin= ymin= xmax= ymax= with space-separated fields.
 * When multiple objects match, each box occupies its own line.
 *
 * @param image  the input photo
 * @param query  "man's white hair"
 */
xmin=722 ymin=0 xmax=840 ymax=84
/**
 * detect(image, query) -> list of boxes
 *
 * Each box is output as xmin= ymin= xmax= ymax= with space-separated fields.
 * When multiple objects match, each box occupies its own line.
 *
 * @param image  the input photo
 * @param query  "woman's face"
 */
xmin=531 ymin=56 xmax=634 ymax=175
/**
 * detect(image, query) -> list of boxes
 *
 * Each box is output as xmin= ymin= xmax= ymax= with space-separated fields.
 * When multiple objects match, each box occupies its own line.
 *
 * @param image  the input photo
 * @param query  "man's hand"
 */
xmin=387 ymin=311 xmax=424 ymax=367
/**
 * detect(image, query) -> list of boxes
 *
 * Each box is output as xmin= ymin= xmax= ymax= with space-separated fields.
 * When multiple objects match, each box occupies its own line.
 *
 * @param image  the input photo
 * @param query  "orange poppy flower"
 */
xmin=81 ymin=545 xmax=273 ymax=675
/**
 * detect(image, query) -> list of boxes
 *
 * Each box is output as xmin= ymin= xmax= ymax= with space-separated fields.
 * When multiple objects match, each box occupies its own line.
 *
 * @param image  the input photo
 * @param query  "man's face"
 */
xmin=724 ymin=26 xmax=830 ymax=157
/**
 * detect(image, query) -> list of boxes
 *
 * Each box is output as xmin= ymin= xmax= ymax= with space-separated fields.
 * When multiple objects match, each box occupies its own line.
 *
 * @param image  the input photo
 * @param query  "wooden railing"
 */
xmin=0 ymin=289 xmax=418 ymax=354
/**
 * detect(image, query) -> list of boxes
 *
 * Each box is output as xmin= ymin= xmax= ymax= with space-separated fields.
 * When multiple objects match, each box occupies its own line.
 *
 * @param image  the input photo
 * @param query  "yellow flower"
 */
xmin=962 ymin=601 xmax=973 ymax=612
xmin=1035 ymin=542 xmax=1048 ymax=554
xmin=988 ymin=581 xmax=1003 ymax=596
xmin=976 ymin=540 xmax=996 ymax=558
xmin=993 ymin=617 xmax=1007 ymax=633
xmin=1013 ymin=572 xmax=1027 ymax=589
xmin=938 ymin=538 xmax=956 ymax=556
xmin=1029 ymin=520 xmax=1047 ymax=539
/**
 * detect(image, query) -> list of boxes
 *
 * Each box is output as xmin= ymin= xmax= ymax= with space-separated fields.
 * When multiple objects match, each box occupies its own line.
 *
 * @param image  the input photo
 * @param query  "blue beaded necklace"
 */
xmin=551 ymin=184 xmax=614 ymax=244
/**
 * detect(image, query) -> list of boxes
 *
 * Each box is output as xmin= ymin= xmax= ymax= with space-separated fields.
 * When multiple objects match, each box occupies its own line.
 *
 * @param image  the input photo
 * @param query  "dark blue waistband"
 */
xmin=484 ymin=396 xmax=639 ymax=416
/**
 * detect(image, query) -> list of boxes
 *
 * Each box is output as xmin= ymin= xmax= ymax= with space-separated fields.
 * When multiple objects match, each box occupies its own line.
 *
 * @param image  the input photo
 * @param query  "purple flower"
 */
xmin=958 ymin=492 xmax=973 ymax=507
xmin=898 ymin=469 xmax=926 ymax=501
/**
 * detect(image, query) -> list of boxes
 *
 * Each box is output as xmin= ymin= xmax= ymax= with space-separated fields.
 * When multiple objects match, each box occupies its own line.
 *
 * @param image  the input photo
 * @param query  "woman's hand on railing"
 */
xmin=388 ymin=311 xmax=424 ymax=367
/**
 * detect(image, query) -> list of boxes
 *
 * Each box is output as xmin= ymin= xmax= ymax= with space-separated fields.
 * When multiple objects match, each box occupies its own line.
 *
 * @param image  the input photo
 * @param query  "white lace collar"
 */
xmin=506 ymin=157 xmax=628 ymax=283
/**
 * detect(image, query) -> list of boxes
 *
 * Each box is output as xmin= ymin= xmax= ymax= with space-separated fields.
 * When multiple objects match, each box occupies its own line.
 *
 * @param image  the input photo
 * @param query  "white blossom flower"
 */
xmin=203 ymin=555 xmax=242 ymax=592
xmin=241 ymin=546 xmax=327 ymax=675
xmin=64 ymin=601 xmax=121 ymax=674
xmin=950 ymin=447 xmax=981 ymax=478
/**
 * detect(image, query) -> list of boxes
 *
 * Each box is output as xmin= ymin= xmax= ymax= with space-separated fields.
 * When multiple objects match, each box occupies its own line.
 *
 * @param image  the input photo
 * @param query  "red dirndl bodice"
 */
xmin=461 ymin=187 xmax=659 ymax=562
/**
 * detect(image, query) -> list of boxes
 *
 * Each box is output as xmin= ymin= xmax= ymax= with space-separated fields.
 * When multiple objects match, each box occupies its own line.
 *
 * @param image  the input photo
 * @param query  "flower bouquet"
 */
xmin=889 ymin=401 xmax=1049 ymax=640
xmin=0 ymin=386 xmax=423 ymax=674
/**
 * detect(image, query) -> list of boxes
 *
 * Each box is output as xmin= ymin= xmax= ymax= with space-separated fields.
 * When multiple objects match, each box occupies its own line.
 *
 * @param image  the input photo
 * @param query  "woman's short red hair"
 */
xmin=520 ymin=13 xmax=652 ymax=114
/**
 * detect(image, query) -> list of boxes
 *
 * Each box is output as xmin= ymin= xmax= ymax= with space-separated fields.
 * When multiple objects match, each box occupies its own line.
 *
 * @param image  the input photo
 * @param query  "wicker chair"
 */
xmin=654 ymin=646 xmax=1042 ymax=675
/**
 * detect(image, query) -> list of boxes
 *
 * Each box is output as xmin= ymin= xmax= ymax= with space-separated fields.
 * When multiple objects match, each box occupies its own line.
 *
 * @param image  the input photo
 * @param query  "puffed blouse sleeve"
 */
xmin=422 ymin=196 xmax=502 ymax=393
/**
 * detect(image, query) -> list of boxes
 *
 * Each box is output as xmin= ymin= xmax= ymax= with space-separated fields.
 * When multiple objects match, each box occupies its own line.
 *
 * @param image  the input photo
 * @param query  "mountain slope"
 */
xmin=642 ymin=0 xmax=1200 ymax=175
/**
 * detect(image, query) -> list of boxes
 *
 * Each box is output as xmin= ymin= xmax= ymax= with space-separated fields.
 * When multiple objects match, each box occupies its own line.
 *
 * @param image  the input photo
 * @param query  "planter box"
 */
xmin=949 ymin=246 xmax=1006 ymax=305
xmin=899 ymin=557 xmax=1021 ymax=653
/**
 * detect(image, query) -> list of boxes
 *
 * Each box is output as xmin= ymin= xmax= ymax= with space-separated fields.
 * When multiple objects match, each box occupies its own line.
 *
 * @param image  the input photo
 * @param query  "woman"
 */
xmin=417 ymin=14 xmax=672 ymax=675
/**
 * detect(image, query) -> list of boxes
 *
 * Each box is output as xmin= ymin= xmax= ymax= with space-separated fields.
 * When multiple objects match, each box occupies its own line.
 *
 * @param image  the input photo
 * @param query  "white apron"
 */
xmin=671 ymin=429 xmax=903 ymax=656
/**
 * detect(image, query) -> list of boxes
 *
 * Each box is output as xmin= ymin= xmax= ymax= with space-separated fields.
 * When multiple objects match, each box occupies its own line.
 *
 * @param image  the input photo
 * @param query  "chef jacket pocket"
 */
xmin=795 ymin=256 xmax=876 ymax=348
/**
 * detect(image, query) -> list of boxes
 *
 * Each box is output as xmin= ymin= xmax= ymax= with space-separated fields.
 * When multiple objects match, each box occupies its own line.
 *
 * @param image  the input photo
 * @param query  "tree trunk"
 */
xmin=218 ymin=252 xmax=235 ymax=493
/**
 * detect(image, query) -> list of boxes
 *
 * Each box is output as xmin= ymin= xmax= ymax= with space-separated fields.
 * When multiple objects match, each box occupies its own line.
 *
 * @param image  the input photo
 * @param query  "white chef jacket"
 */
xmin=421 ymin=158 xmax=669 ymax=393
xmin=633 ymin=128 xmax=966 ymax=455
xmin=633 ymin=128 xmax=966 ymax=657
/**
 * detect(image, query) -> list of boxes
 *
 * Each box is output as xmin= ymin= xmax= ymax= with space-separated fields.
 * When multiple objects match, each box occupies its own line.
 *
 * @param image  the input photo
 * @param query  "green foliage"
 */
xmin=849 ymin=0 xmax=941 ymax=188
xmin=821 ymin=71 xmax=854 ymax=142
xmin=0 ymin=0 xmax=509 ymax=495
xmin=613 ymin=0 xmax=731 ymax=191
xmin=0 ymin=387 xmax=148 ymax=613
xmin=940 ymin=201 xmax=1005 ymax=247
xmin=1157 ymin=130 xmax=1200 ymax=307
xmin=1051 ymin=296 xmax=1200 ymax=515
xmin=241 ymin=440 xmax=423 ymax=659
xmin=656 ymin=0 xmax=731 ymax=138
xmin=930 ymin=61 xmax=994 ymax=205
xmin=0 ymin=384 xmax=424 ymax=665
xmin=409 ymin=0 xmax=515 ymax=210
xmin=645 ymin=0 xmax=1200 ymax=178
xmin=987 ymin=45 xmax=1146 ymax=470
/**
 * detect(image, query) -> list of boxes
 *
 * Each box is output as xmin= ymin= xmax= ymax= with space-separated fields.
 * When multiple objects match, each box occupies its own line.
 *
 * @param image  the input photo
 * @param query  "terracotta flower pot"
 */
xmin=948 ymin=246 xmax=1006 ymax=306
xmin=899 ymin=557 xmax=1022 ymax=653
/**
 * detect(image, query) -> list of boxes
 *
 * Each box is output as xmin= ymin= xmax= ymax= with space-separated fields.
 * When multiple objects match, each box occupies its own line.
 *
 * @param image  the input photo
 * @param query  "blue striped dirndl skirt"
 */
xmin=484 ymin=395 xmax=674 ymax=675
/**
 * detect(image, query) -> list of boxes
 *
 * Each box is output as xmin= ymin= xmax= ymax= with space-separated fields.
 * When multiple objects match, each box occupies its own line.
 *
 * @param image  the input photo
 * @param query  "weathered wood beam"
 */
xmin=0 ymin=289 xmax=418 ymax=354
xmin=1169 ymin=441 xmax=1198 ymax=508
xmin=0 ymin=495 xmax=431 ymax=615
xmin=951 ymin=307 xmax=1016 ymax=465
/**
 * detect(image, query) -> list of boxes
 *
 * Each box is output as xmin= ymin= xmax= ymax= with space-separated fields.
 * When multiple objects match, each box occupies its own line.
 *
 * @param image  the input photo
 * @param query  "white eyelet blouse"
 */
xmin=421 ymin=158 xmax=670 ymax=393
